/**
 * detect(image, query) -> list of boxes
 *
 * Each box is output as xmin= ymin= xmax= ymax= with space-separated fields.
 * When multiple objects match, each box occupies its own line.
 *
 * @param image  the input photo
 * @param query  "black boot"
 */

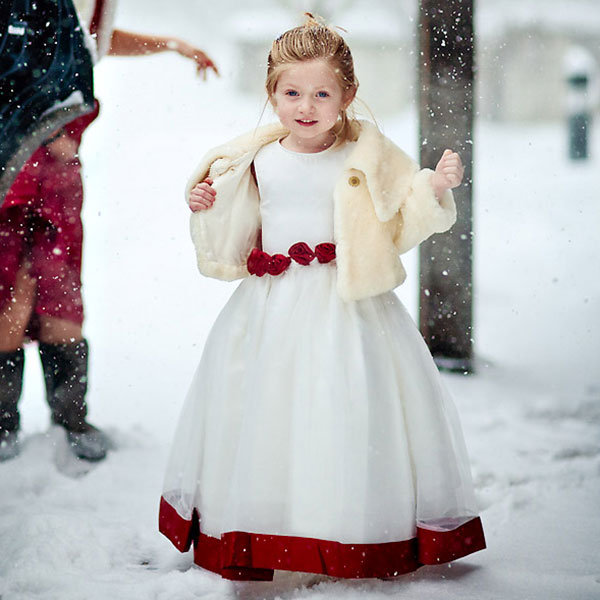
xmin=39 ymin=339 xmax=108 ymax=461
xmin=0 ymin=348 xmax=24 ymax=461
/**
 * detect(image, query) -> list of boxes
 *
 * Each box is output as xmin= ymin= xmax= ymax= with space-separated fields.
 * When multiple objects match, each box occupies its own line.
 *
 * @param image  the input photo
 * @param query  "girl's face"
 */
xmin=271 ymin=59 xmax=354 ymax=152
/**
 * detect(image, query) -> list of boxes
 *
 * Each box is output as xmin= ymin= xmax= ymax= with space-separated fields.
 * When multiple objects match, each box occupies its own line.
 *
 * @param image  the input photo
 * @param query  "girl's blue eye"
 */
xmin=317 ymin=91 xmax=329 ymax=98
xmin=286 ymin=90 xmax=298 ymax=97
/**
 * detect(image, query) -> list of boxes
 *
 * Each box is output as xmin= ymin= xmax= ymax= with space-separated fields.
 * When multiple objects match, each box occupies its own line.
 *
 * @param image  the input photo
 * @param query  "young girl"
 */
xmin=159 ymin=15 xmax=485 ymax=582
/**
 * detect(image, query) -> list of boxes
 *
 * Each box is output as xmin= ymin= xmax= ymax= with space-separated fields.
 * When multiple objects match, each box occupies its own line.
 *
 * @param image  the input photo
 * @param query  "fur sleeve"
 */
xmin=346 ymin=123 xmax=457 ymax=255
xmin=395 ymin=168 xmax=456 ymax=255
xmin=187 ymin=150 xmax=261 ymax=281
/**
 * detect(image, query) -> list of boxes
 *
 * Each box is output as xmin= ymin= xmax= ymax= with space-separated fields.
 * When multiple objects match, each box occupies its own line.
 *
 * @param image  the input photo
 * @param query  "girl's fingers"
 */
xmin=189 ymin=185 xmax=216 ymax=205
xmin=442 ymin=157 xmax=459 ymax=167
xmin=442 ymin=151 xmax=461 ymax=164
xmin=443 ymin=170 xmax=459 ymax=179
xmin=198 ymin=181 xmax=216 ymax=193
xmin=190 ymin=199 xmax=214 ymax=212
xmin=191 ymin=194 xmax=215 ymax=205
xmin=443 ymin=162 xmax=463 ymax=173
xmin=195 ymin=189 xmax=216 ymax=200
xmin=192 ymin=185 xmax=216 ymax=197
xmin=435 ymin=150 xmax=464 ymax=189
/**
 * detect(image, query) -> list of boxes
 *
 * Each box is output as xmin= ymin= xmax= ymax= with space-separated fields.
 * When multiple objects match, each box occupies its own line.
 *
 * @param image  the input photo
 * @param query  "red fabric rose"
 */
xmin=247 ymin=248 xmax=270 ymax=277
xmin=267 ymin=254 xmax=292 ymax=276
xmin=315 ymin=242 xmax=336 ymax=263
xmin=288 ymin=242 xmax=315 ymax=265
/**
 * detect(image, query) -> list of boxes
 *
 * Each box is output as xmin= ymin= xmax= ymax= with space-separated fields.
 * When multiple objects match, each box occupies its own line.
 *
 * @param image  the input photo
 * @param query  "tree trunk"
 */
xmin=418 ymin=0 xmax=475 ymax=372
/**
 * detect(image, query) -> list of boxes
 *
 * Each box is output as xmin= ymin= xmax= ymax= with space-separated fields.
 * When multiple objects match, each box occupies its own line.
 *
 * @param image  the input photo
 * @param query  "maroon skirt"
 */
xmin=0 ymin=104 xmax=99 ymax=336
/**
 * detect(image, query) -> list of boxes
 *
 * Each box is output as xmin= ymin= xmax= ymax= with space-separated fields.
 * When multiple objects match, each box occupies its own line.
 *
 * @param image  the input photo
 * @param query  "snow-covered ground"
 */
xmin=1 ymin=5 xmax=600 ymax=599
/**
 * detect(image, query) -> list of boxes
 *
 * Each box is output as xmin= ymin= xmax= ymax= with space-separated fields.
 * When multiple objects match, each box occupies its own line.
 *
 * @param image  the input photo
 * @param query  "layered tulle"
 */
xmin=160 ymin=262 xmax=485 ymax=579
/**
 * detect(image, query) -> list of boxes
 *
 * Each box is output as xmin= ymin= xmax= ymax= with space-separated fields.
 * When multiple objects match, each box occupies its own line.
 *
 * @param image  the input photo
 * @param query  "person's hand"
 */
xmin=171 ymin=40 xmax=219 ymax=79
xmin=108 ymin=30 xmax=219 ymax=79
xmin=431 ymin=149 xmax=464 ymax=193
xmin=189 ymin=178 xmax=216 ymax=211
xmin=46 ymin=133 xmax=79 ymax=164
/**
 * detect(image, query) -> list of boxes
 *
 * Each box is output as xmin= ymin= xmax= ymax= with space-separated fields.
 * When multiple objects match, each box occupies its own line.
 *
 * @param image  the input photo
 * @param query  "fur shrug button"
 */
xmin=348 ymin=175 xmax=360 ymax=187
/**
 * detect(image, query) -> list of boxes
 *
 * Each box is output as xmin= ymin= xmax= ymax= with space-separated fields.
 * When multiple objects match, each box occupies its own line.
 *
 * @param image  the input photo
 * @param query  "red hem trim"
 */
xmin=159 ymin=497 xmax=195 ymax=552
xmin=418 ymin=517 xmax=487 ymax=565
xmin=159 ymin=498 xmax=485 ymax=580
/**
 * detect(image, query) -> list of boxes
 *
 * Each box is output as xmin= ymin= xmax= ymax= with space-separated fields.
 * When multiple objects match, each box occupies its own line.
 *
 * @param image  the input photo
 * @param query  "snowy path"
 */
xmin=1 ymin=30 xmax=600 ymax=600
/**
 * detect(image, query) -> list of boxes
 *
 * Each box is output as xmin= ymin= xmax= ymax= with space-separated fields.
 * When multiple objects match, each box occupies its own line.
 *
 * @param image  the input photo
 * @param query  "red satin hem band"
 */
xmin=159 ymin=497 xmax=486 ymax=581
xmin=247 ymin=242 xmax=336 ymax=277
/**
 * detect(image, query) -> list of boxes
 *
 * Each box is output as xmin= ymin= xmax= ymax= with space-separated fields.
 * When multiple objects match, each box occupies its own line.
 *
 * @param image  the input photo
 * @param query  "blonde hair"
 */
xmin=266 ymin=13 xmax=359 ymax=146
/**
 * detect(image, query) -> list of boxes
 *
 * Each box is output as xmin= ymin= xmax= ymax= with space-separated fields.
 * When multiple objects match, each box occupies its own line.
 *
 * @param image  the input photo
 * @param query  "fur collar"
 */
xmin=344 ymin=121 xmax=417 ymax=222
xmin=192 ymin=120 xmax=418 ymax=223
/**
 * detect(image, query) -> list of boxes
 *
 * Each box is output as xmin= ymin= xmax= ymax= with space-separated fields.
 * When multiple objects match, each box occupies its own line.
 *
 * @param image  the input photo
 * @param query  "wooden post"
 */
xmin=418 ymin=0 xmax=475 ymax=372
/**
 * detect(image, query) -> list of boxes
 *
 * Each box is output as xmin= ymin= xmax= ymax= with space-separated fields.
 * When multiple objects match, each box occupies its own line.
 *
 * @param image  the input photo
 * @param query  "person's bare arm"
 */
xmin=108 ymin=29 xmax=219 ymax=78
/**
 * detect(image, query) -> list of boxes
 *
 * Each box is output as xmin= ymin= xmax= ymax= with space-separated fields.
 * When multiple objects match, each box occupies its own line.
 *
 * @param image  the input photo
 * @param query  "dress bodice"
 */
xmin=253 ymin=140 xmax=352 ymax=255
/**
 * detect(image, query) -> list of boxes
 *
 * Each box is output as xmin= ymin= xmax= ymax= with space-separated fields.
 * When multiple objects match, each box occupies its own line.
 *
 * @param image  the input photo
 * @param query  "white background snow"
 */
xmin=1 ymin=1 xmax=599 ymax=598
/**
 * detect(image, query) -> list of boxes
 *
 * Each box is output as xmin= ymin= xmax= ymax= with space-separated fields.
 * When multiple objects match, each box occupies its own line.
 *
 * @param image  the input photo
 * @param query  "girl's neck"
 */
xmin=279 ymin=131 xmax=336 ymax=154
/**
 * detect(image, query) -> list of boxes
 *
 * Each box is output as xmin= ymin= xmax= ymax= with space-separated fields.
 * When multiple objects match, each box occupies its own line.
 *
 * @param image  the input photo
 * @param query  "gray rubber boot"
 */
xmin=0 ymin=348 xmax=24 ymax=461
xmin=39 ymin=339 xmax=109 ymax=461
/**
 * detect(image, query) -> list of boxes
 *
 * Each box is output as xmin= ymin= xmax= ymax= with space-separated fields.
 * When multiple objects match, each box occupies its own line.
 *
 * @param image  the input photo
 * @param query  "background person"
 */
xmin=0 ymin=2 xmax=218 ymax=462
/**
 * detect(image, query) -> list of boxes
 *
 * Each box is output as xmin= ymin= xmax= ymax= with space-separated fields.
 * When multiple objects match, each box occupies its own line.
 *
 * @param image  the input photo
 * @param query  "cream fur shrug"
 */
xmin=186 ymin=120 xmax=456 ymax=302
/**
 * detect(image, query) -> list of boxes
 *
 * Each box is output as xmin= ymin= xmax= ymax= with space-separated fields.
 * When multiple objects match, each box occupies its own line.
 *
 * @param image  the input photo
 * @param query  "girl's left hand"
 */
xmin=432 ymin=149 xmax=464 ymax=191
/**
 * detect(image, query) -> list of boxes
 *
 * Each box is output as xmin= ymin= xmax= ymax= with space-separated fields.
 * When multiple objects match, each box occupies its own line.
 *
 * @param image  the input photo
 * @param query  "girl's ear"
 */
xmin=343 ymin=86 xmax=357 ymax=109
xmin=268 ymin=87 xmax=278 ymax=111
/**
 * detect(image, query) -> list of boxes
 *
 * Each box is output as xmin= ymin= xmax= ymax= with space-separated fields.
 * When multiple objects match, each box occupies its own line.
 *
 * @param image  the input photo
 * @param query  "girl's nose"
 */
xmin=299 ymin=98 xmax=314 ymax=114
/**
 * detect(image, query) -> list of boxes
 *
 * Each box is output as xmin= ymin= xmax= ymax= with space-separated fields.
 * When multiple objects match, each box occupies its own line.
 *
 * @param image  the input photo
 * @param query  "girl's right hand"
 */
xmin=189 ymin=178 xmax=216 ymax=211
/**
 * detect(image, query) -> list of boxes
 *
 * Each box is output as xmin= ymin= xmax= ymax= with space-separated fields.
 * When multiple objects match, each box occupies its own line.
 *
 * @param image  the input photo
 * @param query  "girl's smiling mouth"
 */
xmin=296 ymin=119 xmax=317 ymax=126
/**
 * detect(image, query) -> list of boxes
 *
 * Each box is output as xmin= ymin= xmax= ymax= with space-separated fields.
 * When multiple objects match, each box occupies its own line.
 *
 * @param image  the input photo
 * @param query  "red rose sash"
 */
xmin=247 ymin=242 xmax=336 ymax=277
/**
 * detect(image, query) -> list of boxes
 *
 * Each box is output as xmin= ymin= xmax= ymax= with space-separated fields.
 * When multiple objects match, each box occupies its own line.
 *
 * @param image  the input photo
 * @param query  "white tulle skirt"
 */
xmin=160 ymin=262 xmax=485 ymax=580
